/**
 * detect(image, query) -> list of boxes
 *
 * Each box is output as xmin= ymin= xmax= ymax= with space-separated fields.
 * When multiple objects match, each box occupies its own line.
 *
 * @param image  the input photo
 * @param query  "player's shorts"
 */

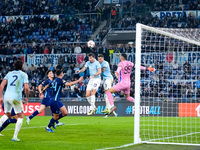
xmin=113 ymin=82 xmax=130 ymax=94
xmin=41 ymin=98 xmax=50 ymax=107
xmin=4 ymin=99 xmax=23 ymax=114
xmin=2 ymin=103 xmax=16 ymax=116
xmin=49 ymin=101 xmax=64 ymax=114
xmin=103 ymin=78 xmax=113 ymax=90
xmin=86 ymin=78 xmax=101 ymax=91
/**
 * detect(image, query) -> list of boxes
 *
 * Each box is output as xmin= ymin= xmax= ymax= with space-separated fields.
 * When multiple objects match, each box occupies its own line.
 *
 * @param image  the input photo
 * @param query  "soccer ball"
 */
xmin=87 ymin=40 xmax=95 ymax=48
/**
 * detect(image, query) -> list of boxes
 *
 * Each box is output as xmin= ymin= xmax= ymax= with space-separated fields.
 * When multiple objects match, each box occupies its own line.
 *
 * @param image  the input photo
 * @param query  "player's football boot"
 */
xmin=53 ymin=124 xmax=56 ymax=129
xmin=0 ymin=133 xmax=4 ymax=136
xmin=12 ymin=137 xmax=20 ymax=141
xmin=56 ymin=122 xmax=65 ymax=126
xmin=104 ymin=106 xmax=116 ymax=115
xmin=45 ymin=127 xmax=54 ymax=133
xmin=101 ymin=108 xmax=108 ymax=113
xmin=26 ymin=116 xmax=30 ymax=125
xmin=147 ymin=66 xmax=155 ymax=72
xmin=87 ymin=108 xmax=97 ymax=116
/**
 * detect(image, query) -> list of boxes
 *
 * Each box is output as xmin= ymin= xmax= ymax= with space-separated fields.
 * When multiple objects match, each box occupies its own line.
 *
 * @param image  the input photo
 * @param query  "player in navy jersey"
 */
xmin=41 ymin=69 xmax=83 ymax=132
xmin=26 ymin=70 xmax=64 ymax=127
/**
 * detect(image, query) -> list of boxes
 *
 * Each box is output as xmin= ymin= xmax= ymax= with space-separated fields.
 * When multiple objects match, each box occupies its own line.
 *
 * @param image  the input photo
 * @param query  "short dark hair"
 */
xmin=56 ymin=69 xmax=62 ymax=76
xmin=14 ymin=59 xmax=23 ymax=70
xmin=98 ymin=54 xmax=104 ymax=58
xmin=46 ymin=70 xmax=52 ymax=76
xmin=121 ymin=53 xmax=127 ymax=60
xmin=88 ymin=53 xmax=95 ymax=58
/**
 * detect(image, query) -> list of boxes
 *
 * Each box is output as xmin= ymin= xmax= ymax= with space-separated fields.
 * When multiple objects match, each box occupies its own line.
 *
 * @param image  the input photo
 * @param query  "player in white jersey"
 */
xmin=98 ymin=54 xmax=117 ymax=117
xmin=0 ymin=59 xmax=29 ymax=141
xmin=76 ymin=53 xmax=101 ymax=115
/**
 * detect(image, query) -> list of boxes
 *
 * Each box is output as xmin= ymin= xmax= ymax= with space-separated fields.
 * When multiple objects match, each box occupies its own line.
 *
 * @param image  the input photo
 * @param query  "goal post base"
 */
xmin=142 ymin=141 xmax=200 ymax=146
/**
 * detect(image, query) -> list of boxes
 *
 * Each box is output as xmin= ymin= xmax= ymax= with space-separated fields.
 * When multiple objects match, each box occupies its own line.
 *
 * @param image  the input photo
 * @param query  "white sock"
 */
xmin=13 ymin=118 xmax=23 ymax=139
xmin=87 ymin=96 xmax=91 ymax=105
xmin=0 ymin=115 xmax=8 ymax=126
xmin=113 ymin=111 xmax=117 ymax=116
xmin=105 ymin=94 xmax=111 ymax=109
xmin=90 ymin=95 xmax=96 ymax=110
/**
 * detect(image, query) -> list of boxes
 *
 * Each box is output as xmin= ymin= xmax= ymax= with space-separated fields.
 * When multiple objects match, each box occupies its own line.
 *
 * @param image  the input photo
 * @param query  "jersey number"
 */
xmin=52 ymin=82 xmax=57 ymax=91
xmin=124 ymin=65 xmax=132 ymax=74
xmin=10 ymin=75 xmax=18 ymax=86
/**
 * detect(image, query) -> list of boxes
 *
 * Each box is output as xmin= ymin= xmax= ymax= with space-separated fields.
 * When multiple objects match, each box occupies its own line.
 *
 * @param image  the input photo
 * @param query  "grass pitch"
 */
xmin=0 ymin=116 xmax=199 ymax=150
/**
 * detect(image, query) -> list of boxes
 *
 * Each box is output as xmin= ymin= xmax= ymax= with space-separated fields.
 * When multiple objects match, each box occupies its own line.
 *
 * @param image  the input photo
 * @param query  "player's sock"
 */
xmin=0 ymin=115 xmax=8 ymax=126
xmin=105 ymin=91 xmax=114 ymax=107
xmin=140 ymin=66 xmax=146 ymax=70
xmin=51 ymin=113 xmax=59 ymax=123
xmin=29 ymin=110 xmax=39 ymax=120
xmin=105 ymin=94 xmax=110 ymax=109
xmin=113 ymin=111 xmax=118 ymax=117
xmin=13 ymin=118 xmax=23 ymax=139
xmin=87 ymin=96 xmax=91 ymax=105
xmin=0 ymin=119 xmax=17 ymax=132
xmin=58 ymin=113 xmax=63 ymax=120
xmin=127 ymin=96 xmax=134 ymax=102
xmin=90 ymin=95 xmax=96 ymax=110
xmin=48 ymin=118 xmax=56 ymax=128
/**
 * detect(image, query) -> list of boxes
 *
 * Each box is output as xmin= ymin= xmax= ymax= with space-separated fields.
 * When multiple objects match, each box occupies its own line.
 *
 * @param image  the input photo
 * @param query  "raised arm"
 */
xmin=0 ymin=79 xmax=7 ymax=104
xmin=76 ymin=67 xmax=87 ymax=74
xmin=115 ymin=65 xmax=122 ymax=78
xmin=67 ymin=76 xmax=84 ymax=86
xmin=140 ymin=66 xmax=155 ymax=72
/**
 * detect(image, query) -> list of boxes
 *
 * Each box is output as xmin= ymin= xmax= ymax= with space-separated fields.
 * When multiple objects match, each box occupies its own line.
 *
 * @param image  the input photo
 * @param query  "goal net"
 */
xmin=134 ymin=23 xmax=200 ymax=146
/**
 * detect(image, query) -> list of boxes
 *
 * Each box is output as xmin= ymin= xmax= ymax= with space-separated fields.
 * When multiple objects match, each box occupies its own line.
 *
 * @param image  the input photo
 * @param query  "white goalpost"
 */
xmin=134 ymin=23 xmax=200 ymax=146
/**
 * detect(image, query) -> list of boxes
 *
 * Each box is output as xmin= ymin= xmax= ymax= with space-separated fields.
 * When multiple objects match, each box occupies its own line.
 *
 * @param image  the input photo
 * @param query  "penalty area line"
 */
xmin=96 ymin=143 xmax=135 ymax=150
xmin=4 ymin=123 xmax=88 ymax=131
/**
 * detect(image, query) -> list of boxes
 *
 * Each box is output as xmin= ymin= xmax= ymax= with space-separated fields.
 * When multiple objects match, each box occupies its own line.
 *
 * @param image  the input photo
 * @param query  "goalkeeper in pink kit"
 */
xmin=105 ymin=53 xmax=155 ymax=115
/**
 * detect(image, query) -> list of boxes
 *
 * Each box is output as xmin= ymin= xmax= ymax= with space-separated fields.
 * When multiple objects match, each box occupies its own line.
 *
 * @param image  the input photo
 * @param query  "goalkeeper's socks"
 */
xmin=0 ymin=119 xmax=17 ymax=132
xmin=48 ymin=118 xmax=56 ymax=128
xmin=127 ymin=96 xmax=134 ymax=103
xmin=29 ymin=110 xmax=39 ymax=120
xmin=105 ymin=91 xmax=114 ymax=106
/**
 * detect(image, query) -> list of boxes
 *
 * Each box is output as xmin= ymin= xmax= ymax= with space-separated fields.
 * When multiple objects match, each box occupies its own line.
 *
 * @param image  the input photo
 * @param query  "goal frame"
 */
xmin=134 ymin=23 xmax=200 ymax=146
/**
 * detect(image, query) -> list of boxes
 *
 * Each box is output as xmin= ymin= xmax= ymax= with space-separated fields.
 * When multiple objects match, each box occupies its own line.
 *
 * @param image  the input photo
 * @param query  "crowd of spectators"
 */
xmin=153 ymin=0 xmax=200 ymax=11
xmin=0 ymin=51 xmax=200 ymax=102
xmin=0 ymin=14 xmax=99 ymax=54
xmin=0 ymin=0 xmax=99 ymax=16
xmin=0 ymin=0 xmax=200 ymax=102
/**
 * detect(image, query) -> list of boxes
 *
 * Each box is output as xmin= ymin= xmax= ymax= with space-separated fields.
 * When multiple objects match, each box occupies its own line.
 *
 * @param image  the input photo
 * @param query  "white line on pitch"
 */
xmin=96 ymin=143 xmax=135 ymax=150
xmin=148 ymin=132 xmax=200 ymax=142
xmin=4 ymin=123 xmax=87 ymax=131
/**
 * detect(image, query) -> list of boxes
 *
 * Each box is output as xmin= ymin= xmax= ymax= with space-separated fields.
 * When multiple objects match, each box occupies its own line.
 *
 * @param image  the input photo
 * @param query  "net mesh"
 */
xmin=138 ymin=26 xmax=200 ymax=144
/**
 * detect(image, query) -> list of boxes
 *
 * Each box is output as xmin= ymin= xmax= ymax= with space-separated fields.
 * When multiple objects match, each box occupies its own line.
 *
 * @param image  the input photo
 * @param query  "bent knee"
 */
xmin=62 ymin=112 xmax=68 ymax=116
